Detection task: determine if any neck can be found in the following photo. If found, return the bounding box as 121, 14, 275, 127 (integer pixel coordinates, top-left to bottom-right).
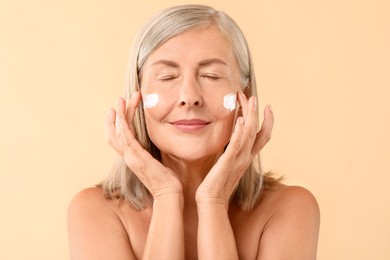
161, 152, 221, 206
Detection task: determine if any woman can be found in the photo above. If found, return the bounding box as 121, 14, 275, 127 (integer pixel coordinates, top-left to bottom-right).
68, 5, 320, 260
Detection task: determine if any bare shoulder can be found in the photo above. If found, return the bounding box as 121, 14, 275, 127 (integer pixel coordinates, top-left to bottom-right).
267, 184, 319, 213
256, 184, 320, 260
67, 187, 136, 260
67, 187, 120, 224
68, 187, 109, 210
255, 183, 319, 215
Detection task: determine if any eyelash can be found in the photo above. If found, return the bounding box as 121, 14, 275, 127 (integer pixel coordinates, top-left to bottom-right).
202, 74, 220, 81
160, 76, 178, 81
158, 74, 221, 81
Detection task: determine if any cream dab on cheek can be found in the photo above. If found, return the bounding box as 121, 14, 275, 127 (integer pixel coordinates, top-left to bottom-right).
223, 93, 237, 111
143, 93, 159, 109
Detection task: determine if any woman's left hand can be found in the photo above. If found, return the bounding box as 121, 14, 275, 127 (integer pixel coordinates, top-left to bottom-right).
195, 92, 274, 208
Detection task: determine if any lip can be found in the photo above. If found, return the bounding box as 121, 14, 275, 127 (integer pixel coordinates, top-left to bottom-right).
170, 119, 210, 131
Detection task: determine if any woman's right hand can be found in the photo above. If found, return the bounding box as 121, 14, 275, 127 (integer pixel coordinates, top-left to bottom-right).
105, 92, 183, 199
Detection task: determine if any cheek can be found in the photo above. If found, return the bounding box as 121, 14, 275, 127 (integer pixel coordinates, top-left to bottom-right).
142, 92, 174, 142
211, 92, 239, 131
143, 108, 164, 148
206, 91, 238, 117
143, 93, 159, 109
142, 90, 238, 124
142, 91, 174, 117
223, 92, 237, 111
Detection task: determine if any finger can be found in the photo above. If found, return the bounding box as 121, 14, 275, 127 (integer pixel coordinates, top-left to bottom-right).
105, 108, 116, 137
126, 91, 141, 127
252, 105, 274, 154
242, 96, 258, 143
117, 97, 126, 117
223, 116, 244, 159
202, 116, 244, 187
117, 97, 131, 134
117, 108, 133, 139
237, 91, 249, 121
105, 108, 121, 152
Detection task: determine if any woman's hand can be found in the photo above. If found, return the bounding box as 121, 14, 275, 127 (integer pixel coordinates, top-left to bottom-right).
105, 92, 183, 199
195, 92, 274, 208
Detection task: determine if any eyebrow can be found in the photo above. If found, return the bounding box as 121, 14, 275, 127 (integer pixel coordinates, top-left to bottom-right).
198, 58, 228, 67
151, 60, 179, 68
150, 58, 228, 68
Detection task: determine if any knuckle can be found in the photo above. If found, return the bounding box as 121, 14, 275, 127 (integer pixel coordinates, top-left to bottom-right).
106, 134, 117, 145
248, 129, 257, 140
107, 137, 114, 146
229, 139, 241, 151
123, 135, 132, 147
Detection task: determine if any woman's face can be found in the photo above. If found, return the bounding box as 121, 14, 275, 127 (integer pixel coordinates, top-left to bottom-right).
140, 26, 242, 162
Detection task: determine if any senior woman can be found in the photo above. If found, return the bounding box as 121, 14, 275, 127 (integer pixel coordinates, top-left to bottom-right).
68, 5, 320, 260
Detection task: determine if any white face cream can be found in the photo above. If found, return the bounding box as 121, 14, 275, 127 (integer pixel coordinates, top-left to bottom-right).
223, 93, 237, 111
143, 93, 159, 109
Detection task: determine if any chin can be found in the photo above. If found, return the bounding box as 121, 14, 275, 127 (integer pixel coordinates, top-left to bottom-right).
160, 146, 224, 163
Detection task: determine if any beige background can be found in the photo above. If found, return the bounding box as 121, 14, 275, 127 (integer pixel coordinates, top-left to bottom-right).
1, 0, 389, 259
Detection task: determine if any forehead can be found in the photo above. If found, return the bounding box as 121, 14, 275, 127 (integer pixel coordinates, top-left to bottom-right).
144, 26, 236, 66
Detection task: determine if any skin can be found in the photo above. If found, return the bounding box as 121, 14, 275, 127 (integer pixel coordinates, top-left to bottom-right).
68, 27, 320, 260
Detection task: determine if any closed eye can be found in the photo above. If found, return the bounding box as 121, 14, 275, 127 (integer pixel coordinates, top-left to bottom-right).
158, 75, 178, 81
201, 74, 221, 81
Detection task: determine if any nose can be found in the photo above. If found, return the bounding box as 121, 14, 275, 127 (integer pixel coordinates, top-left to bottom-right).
177, 75, 203, 108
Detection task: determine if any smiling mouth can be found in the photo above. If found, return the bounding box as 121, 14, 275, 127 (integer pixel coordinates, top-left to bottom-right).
170, 119, 210, 131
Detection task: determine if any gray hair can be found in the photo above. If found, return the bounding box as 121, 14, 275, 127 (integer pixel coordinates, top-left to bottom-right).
102, 4, 268, 211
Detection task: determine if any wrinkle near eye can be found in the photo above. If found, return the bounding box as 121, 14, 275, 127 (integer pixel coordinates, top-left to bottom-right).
199, 70, 230, 80
198, 66, 230, 79
150, 69, 180, 81
199, 74, 223, 81
157, 74, 180, 81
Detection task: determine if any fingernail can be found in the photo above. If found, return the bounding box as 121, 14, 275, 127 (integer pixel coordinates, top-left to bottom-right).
253, 97, 257, 107
268, 105, 273, 112
238, 117, 244, 125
